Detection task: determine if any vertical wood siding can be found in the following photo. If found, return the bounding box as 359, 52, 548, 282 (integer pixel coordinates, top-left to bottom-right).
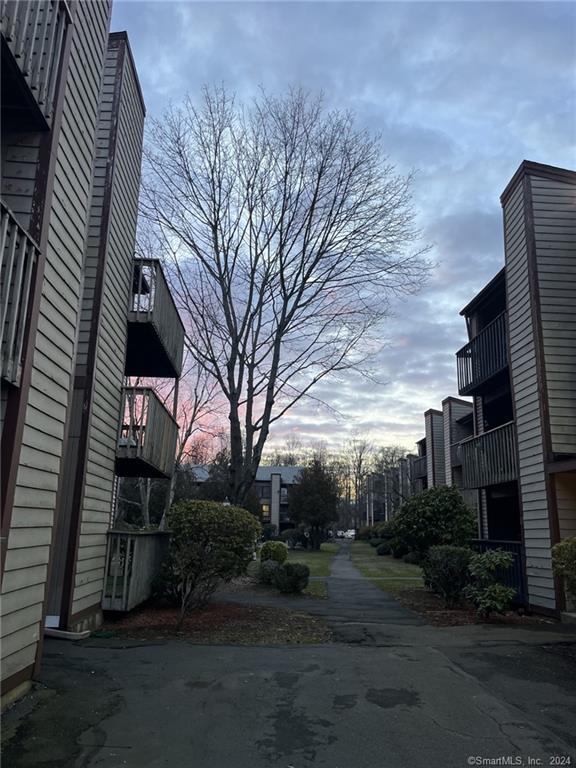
531, 174, 576, 455
503, 176, 556, 610
1, 1, 112, 683
425, 411, 445, 487
69, 39, 145, 620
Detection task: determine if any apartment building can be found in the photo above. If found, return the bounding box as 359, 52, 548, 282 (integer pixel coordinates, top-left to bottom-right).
1, 3, 183, 704
455, 161, 576, 615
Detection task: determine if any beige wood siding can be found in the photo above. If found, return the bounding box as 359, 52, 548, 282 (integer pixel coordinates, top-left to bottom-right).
70, 38, 145, 618
503, 176, 556, 610
531, 174, 576, 455
555, 472, 576, 540
1, 1, 112, 685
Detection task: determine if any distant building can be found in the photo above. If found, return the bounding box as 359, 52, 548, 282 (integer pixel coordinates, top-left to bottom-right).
189, 465, 304, 531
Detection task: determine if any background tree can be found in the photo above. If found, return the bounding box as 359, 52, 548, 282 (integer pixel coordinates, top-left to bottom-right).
289, 459, 339, 550
142, 86, 428, 504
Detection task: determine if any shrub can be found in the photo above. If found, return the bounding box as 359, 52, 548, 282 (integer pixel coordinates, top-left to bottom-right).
150, 559, 181, 607
423, 545, 472, 607
464, 549, 516, 619
272, 562, 310, 593
376, 541, 391, 556
391, 540, 410, 559
357, 526, 373, 541
552, 537, 576, 608
261, 523, 278, 542
392, 486, 476, 558
369, 538, 384, 548
280, 528, 300, 549
403, 551, 422, 565
373, 521, 396, 541
167, 500, 261, 625
260, 540, 288, 564
259, 559, 280, 585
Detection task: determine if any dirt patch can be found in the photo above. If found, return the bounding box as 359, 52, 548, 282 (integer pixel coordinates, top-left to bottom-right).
394, 588, 556, 628
100, 601, 332, 645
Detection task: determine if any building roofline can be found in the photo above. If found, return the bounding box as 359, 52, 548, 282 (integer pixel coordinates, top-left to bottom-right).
424, 408, 442, 417
441, 396, 472, 407
500, 160, 576, 206
109, 32, 146, 117
459, 267, 506, 317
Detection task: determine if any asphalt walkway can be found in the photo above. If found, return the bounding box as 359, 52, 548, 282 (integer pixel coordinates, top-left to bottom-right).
3, 542, 576, 768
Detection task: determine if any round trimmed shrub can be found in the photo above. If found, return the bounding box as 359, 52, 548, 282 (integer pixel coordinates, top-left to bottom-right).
376, 541, 391, 556
369, 538, 384, 548
272, 562, 310, 593
280, 528, 300, 549
393, 486, 476, 558
259, 559, 280, 585
403, 551, 421, 565
423, 545, 472, 607
167, 500, 262, 623
260, 540, 288, 564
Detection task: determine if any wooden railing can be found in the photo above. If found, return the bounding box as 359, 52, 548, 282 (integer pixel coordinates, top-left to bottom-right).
470, 539, 527, 604
411, 455, 427, 479
102, 530, 169, 612
130, 259, 184, 378
1, 0, 71, 124
456, 311, 508, 395
116, 387, 179, 478
1, 202, 40, 386
460, 421, 517, 488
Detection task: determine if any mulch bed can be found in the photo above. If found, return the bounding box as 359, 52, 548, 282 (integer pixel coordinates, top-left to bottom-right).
100, 601, 332, 645
395, 589, 556, 628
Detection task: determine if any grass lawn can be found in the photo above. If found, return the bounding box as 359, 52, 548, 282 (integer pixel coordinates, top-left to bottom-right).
286, 542, 339, 599
351, 541, 424, 596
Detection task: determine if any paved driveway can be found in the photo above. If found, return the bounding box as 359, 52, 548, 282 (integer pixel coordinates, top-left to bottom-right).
4, 543, 576, 768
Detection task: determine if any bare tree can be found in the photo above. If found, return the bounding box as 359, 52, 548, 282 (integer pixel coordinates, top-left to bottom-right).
142, 86, 429, 504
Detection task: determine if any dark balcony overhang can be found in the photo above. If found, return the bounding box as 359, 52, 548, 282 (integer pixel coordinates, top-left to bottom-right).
125, 259, 185, 379
1, 1, 71, 131
460, 421, 517, 489
115, 387, 179, 479
456, 311, 508, 396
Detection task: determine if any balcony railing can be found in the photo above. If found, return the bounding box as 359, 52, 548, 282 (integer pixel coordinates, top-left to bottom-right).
115, 387, 179, 479
125, 259, 185, 379
456, 311, 508, 395
1, 202, 39, 386
412, 455, 427, 479
1, 0, 71, 126
450, 443, 462, 467
460, 421, 517, 489
102, 530, 169, 612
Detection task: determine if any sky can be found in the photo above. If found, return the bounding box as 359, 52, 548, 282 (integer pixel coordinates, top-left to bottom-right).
111, 0, 576, 453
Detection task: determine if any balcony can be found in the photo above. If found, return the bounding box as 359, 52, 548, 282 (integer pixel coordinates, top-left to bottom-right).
115, 387, 179, 479
1, 202, 40, 386
125, 259, 185, 379
412, 456, 427, 479
1, 0, 71, 130
460, 421, 517, 489
450, 443, 462, 467
102, 530, 169, 612
456, 311, 508, 396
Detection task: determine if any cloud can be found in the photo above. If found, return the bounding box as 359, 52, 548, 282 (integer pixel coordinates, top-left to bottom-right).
111, 0, 575, 450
